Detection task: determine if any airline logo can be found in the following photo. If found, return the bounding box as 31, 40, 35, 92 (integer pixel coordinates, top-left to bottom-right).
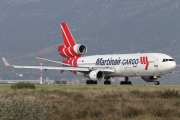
96, 58, 121, 65
96, 58, 139, 66
96, 57, 149, 70
140, 56, 149, 70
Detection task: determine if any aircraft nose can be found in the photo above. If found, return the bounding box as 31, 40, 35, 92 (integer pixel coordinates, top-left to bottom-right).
169, 61, 176, 71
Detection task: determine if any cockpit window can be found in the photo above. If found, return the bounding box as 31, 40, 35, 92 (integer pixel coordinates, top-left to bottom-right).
162, 59, 174, 62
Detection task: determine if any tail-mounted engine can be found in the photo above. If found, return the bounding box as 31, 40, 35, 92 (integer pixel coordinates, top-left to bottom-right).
58, 44, 87, 58
89, 70, 104, 81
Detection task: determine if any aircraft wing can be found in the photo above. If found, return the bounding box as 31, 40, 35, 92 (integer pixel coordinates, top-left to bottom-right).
12, 65, 89, 71
12, 65, 115, 72
2, 57, 115, 72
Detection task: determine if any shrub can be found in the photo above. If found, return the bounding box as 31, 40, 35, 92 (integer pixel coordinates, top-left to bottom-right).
160, 89, 180, 98
0, 98, 53, 120
11, 82, 36, 89
130, 89, 140, 95
123, 105, 143, 118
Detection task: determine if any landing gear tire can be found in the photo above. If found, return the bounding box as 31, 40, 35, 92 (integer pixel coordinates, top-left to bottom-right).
104, 80, 111, 85
120, 77, 132, 85
120, 81, 124, 85
93, 80, 97, 84
104, 76, 111, 85
128, 81, 132, 85
120, 81, 132, 85
154, 81, 160, 85
86, 80, 97, 85
86, 80, 90, 84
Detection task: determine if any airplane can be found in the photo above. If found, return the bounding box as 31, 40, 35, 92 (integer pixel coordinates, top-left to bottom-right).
2, 22, 176, 85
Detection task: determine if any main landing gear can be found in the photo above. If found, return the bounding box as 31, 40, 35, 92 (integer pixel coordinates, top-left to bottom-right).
86, 80, 97, 85
104, 76, 111, 85
86, 77, 112, 85
120, 77, 132, 85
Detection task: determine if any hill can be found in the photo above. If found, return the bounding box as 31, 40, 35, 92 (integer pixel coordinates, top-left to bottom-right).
0, 0, 180, 84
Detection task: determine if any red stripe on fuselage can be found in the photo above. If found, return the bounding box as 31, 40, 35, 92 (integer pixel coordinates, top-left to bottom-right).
140, 56, 149, 70
73, 57, 79, 67
145, 57, 149, 70
143, 57, 146, 64
140, 57, 143, 64
67, 57, 79, 67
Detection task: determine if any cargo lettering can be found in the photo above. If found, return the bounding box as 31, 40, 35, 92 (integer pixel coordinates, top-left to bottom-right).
96, 58, 139, 66
122, 59, 139, 65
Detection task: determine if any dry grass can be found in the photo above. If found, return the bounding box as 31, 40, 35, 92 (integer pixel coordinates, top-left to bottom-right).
0, 84, 179, 120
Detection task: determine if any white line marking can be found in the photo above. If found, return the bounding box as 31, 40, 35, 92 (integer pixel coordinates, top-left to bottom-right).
72, 59, 74, 66
61, 24, 71, 47
68, 47, 74, 56
63, 48, 70, 58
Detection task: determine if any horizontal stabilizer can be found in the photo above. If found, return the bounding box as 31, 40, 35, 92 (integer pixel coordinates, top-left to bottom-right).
35, 57, 71, 66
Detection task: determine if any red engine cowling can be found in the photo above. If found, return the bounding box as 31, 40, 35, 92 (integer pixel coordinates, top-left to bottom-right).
58, 44, 87, 58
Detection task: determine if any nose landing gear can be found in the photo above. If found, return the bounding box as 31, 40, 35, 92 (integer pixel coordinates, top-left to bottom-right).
154, 81, 160, 85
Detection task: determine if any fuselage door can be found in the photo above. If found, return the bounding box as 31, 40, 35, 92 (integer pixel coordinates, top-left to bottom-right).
154, 58, 159, 74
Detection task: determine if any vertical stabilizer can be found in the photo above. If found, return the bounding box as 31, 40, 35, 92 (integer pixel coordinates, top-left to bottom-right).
58, 22, 87, 67
61, 23, 76, 47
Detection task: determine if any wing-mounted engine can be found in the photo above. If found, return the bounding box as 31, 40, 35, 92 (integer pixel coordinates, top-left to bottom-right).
89, 70, 104, 81
141, 76, 156, 82
58, 44, 87, 58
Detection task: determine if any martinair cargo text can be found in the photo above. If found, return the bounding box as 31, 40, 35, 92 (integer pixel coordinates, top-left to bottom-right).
2, 22, 176, 85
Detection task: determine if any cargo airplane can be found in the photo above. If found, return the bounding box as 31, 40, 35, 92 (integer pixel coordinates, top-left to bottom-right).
2, 22, 176, 85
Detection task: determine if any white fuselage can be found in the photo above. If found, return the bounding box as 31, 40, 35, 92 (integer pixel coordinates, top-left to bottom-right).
77, 53, 176, 77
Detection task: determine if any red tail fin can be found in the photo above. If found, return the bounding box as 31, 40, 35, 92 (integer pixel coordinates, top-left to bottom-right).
61, 22, 76, 47
58, 22, 87, 61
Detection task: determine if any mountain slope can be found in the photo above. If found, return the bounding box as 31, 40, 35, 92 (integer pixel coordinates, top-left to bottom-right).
0, 0, 180, 84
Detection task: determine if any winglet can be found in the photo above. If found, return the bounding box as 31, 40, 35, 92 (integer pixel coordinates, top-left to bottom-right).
2, 57, 11, 68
